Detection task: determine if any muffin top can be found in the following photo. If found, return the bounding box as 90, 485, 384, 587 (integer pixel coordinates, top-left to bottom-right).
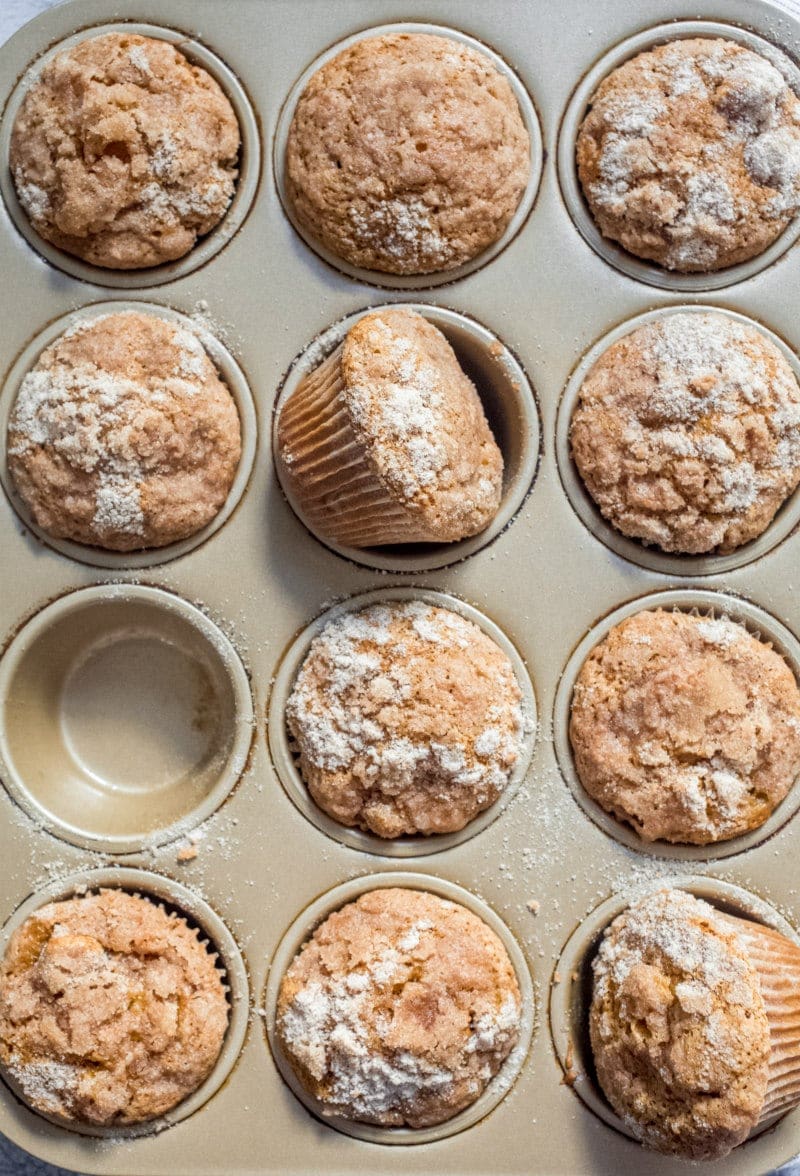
285, 33, 530, 274
0, 889, 229, 1126
343, 309, 502, 540
576, 38, 800, 272
569, 312, 800, 554
569, 609, 800, 844
286, 600, 526, 838
8, 311, 242, 552
277, 887, 521, 1127
10, 32, 240, 269
591, 888, 769, 1160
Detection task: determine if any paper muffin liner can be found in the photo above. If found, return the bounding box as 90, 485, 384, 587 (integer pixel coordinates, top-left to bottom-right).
720, 913, 800, 1122
276, 344, 435, 547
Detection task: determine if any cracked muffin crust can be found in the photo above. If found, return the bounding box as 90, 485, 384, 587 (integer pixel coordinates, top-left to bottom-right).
590, 889, 771, 1160
277, 308, 504, 547
276, 887, 521, 1127
0, 889, 229, 1126
576, 38, 800, 272
286, 600, 526, 838
10, 32, 241, 269
569, 312, 800, 554
285, 33, 530, 275
569, 609, 800, 844
8, 310, 242, 552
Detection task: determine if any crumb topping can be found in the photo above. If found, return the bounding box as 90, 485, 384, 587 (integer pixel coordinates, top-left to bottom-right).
285, 33, 530, 274
591, 889, 769, 1160
8, 311, 241, 552
277, 888, 521, 1127
577, 38, 800, 272
570, 312, 800, 553
287, 601, 527, 837
569, 609, 800, 844
10, 32, 240, 269
0, 890, 229, 1126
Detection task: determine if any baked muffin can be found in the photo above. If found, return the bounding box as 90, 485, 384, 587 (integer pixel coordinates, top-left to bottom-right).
276, 887, 521, 1126
576, 38, 800, 272
285, 33, 530, 275
10, 32, 240, 269
569, 609, 800, 844
0, 889, 229, 1126
590, 888, 800, 1160
570, 312, 800, 554
277, 308, 503, 547
8, 310, 242, 552
286, 600, 526, 838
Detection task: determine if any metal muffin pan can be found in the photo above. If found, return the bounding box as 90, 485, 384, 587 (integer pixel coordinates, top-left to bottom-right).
2, 0, 800, 1174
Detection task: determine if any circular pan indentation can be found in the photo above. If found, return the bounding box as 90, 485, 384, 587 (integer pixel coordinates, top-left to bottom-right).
0, 21, 261, 289
0, 300, 258, 569
273, 21, 543, 290
263, 870, 534, 1144
555, 304, 800, 576
273, 303, 541, 573
553, 588, 800, 861
557, 20, 800, 292
0, 584, 254, 854
267, 587, 537, 857
0, 866, 250, 1138
549, 875, 800, 1150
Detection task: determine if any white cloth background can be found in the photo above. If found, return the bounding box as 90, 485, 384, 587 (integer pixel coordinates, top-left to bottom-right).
0, 0, 799, 1172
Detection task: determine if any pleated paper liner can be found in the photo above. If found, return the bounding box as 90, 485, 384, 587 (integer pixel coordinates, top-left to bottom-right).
276, 343, 447, 546
720, 913, 800, 1123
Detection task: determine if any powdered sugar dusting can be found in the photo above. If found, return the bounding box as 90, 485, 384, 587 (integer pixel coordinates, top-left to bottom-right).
348, 198, 448, 269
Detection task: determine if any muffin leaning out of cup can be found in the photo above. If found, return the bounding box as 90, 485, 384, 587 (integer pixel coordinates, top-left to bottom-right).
590, 887, 800, 1161
275, 308, 504, 548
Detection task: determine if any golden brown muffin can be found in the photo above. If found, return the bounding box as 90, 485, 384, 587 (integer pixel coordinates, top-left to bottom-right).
10, 32, 240, 269
576, 38, 800, 272
0, 889, 229, 1126
591, 888, 800, 1160
285, 33, 530, 274
286, 600, 526, 837
569, 609, 800, 844
570, 312, 800, 554
277, 308, 503, 547
277, 888, 521, 1126
8, 311, 242, 552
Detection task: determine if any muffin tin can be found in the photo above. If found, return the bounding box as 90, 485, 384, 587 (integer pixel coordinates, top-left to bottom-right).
2, 0, 800, 1174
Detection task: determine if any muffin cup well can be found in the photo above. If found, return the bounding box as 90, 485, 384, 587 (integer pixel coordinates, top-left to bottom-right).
0, 867, 250, 1138
0, 22, 261, 289
266, 587, 537, 858
273, 304, 540, 572
0, 300, 258, 570
273, 21, 542, 291
548, 875, 800, 1147
263, 871, 535, 1145
555, 305, 800, 577
557, 20, 800, 292
552, 588, 800, 861
0, 585, 254, 854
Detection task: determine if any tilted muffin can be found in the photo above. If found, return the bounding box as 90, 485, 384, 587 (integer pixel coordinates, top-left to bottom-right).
285, 33, 530, 274
591, 888, 800, 1160
10, 32, 240, 269
8, 311, 242, 552
576, 38, 800, 272
277, 308, 503, 547
0, 889, 229, 1126
570, 312, 800, 554
569, 609, 800, 844
277, 888, 521, 1126
286, 600, 526, 838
